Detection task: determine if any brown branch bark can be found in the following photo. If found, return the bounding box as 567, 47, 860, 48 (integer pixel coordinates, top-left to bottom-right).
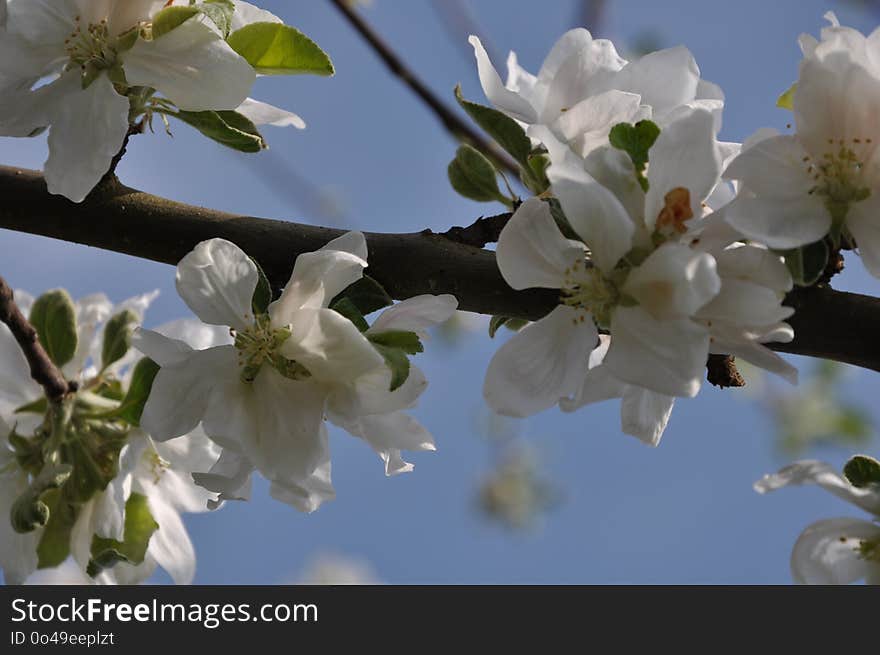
0, 272, 73, 402
328, 0, 521, 179
2, 165, 880, 373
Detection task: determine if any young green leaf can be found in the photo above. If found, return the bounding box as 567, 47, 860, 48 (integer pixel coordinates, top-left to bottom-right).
36, 487, 80, 568
88, 493, 159, 577
29, 289, 78, 368
843, 455, 880, 488
197, 0, 235, 37
227, 23, 334, 75
372, 343, 411, 392
109, 358, 160, 426
167, 109, 266, 152
250, 257, 273, 315
10, 463, 72, 534
369, 330, 424, 355
448, 144, 510, 205
777, 83, 797, 110
330, 275, 393, 316
454, 85, 532, 167
102, 310, 139, 371
151, 5, 200, 39
609, 120, 661, 191
330, 297, 369, 332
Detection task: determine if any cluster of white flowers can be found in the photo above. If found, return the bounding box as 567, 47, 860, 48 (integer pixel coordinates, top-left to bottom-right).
0, 289, 220, 584
3, 2, 880, 587
0, 0, 312, 202
473, 29, 795, 445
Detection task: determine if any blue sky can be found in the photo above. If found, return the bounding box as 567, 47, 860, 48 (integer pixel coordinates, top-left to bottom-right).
2, 0, 879, 583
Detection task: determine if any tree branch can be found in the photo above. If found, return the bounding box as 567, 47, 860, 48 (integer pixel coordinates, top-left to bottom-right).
3, 165, 880, 373
0, 272, 73, 403
327, 0, 521, 179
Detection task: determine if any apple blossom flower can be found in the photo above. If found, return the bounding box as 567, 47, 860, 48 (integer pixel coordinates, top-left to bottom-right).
723, 12, 880, 277
484, 106, 794, 444
0, 289, 222, 585
136, 234, 455, 512
469, 28, 724, 158
0, 0, 259, 202
755, 460, 880, 585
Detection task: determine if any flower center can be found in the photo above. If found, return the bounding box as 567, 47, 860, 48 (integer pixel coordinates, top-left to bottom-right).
65, 16, 116, 70
806, 140, 872, 212
560, 258, 620, 329
233, 316, 309, 384
148, 449, 170, 484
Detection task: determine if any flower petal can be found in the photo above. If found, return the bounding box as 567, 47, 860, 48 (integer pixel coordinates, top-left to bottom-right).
620, 388, 675, 447
496, 197, 585, 290
282, 307, 384, 383
484, 305, 596, 417
606, 306, 709, 397
537, 127, 635, 272
237, 97, 305, 129
176, 238, 258, 330
790, 517, 880, 585
44, 72, 130, 203
469, 35, 537, 123
645, 107, 721, 230
754, 459, 880, 515
268, 426, 335, 513
140, 345, 234, 441
124, 17, 255, 111
623, 242, 721, 320
368, 295, 458, 334
723, 192, 831, 250
846, 194, 880, 278
146, 497, 196, 584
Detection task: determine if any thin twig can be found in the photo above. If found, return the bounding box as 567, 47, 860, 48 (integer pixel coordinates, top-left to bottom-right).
0, 275, 73, 403
429, 0, 501, 66
327, 0, 521, 178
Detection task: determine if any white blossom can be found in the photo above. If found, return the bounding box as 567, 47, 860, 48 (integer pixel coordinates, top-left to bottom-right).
0, 0, 256, 201
470, 28, 724, 158
755, 460, 880, 585
485, 106, 794, 444
136, 234, 454, 512
724, 12, 880, 277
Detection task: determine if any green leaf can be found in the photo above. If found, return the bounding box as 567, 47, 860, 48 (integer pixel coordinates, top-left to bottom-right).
227, 22, 334, 75
152, 5, 200, 39
777, 82, 797, 110
843, 455, 880, 488
109, 358, 160, 426
197, 0, 235, 38
609, 120, 661, 192
454, 85, 532, 167
14, 396, 48, 415
167, 109, 266, 152
330, 297, 369, 332
369, 330, 423, 355
36, 487, 80, 568
250, 257, 273, 315
30, 289, 78, 368
102, 310, 139, 371
489, 315, 528, 338
10, 464, 72, 534
372, 343, 411, 392
525, 152, 551, 195
330, 275, 393, 316
88, 493, 159, 577
448, 144, 509, 204
783, 239, 829, 287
